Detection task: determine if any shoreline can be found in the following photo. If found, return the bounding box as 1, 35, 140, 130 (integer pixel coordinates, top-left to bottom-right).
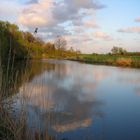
67, 56, 140, 69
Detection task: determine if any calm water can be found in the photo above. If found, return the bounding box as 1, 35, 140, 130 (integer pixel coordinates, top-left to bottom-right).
6, 60, 140, 140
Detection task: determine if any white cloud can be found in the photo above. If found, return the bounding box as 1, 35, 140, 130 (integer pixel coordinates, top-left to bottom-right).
18, 0, 55, 27
17, 0, 106, 53
118, 26, 140, 33
18, 0, 104, 27
93, 31, 113, 41
18, 0, 104, 35
83, 19, 99, 28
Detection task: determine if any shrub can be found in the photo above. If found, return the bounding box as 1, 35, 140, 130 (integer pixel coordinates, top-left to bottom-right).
116, 58, 132, 66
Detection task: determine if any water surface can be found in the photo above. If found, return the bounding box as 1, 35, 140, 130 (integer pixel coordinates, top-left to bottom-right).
7, 60, 140, 140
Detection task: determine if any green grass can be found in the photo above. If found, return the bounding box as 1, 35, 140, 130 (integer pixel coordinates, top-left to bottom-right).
72, 54, 140, 68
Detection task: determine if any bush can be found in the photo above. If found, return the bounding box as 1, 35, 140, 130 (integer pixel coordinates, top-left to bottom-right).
116, 58, 132, 66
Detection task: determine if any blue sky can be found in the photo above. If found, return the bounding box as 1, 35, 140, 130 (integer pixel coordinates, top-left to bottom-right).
0, 0, 140, 53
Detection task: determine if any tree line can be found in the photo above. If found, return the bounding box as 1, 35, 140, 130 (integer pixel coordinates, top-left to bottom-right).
0, 20, 80, 64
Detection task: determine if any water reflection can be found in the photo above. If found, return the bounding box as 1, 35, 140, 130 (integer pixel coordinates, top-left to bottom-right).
116, 68, 140, 96
14, 60, 104, 135
4, 60, 140, 140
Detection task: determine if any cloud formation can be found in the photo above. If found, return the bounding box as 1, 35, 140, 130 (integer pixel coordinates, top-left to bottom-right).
135, 17, 140, 22
19, 0, 104, 27
93, 31, 112, 41
118, 26, 140, 33
19, 0, 54, 27
26, 0, 39, 4
18, 0, 105, 50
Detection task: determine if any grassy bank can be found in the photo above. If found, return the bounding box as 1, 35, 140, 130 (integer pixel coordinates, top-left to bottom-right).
70, 54, 140, 68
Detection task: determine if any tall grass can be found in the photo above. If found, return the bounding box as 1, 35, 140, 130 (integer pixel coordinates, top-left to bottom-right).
0, 58, 57, 140
73, 54, 140, 68
0, 52, 26, 140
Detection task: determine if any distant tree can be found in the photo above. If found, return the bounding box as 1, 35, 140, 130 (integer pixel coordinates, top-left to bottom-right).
54, 35, 67, 51
76, 50, 81, 55
111, 46, 127, 55
118, 47, 127, 55
70, 47, 74, 52
111, 47, 118, 54
44, 42, 55, 52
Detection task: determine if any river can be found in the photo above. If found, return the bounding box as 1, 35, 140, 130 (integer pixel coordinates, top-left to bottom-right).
3, 59, 140, 140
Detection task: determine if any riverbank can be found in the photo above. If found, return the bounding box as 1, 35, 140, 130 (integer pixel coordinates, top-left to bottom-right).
69, 54, 140, 68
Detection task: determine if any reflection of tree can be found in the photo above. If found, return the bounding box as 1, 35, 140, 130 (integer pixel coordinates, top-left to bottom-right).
0, 60, 57, 99
0, 61, 27, 99
0, 58, 2, 92
17, 84, 103, 138
1, 60, 109, 140
0, 60, 59, 140
12, 60, 104, 139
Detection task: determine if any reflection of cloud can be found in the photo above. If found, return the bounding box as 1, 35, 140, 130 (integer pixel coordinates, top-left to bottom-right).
53, 118, 92, 132
135, 88, 140, 96
118, 70, 140, 85
19, 84, 55, 110
93, 68, 109, 81
120, 78, 140, 84
13, 60, 104, 133
116, 69, 140, 97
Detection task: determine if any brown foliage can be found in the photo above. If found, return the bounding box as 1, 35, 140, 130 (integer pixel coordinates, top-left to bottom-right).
116, 58, 132, 66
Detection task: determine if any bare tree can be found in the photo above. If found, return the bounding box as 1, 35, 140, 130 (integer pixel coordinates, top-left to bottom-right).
54, 35, 67, 51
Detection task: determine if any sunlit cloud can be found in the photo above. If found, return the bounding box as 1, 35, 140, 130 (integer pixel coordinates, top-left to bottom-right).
18, 0, 104, 28
83, 19, 99, 28
93, 31, 113, 41
118, 26, 140, 33
18, 0, 54, 27
17, 0, 105, 52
